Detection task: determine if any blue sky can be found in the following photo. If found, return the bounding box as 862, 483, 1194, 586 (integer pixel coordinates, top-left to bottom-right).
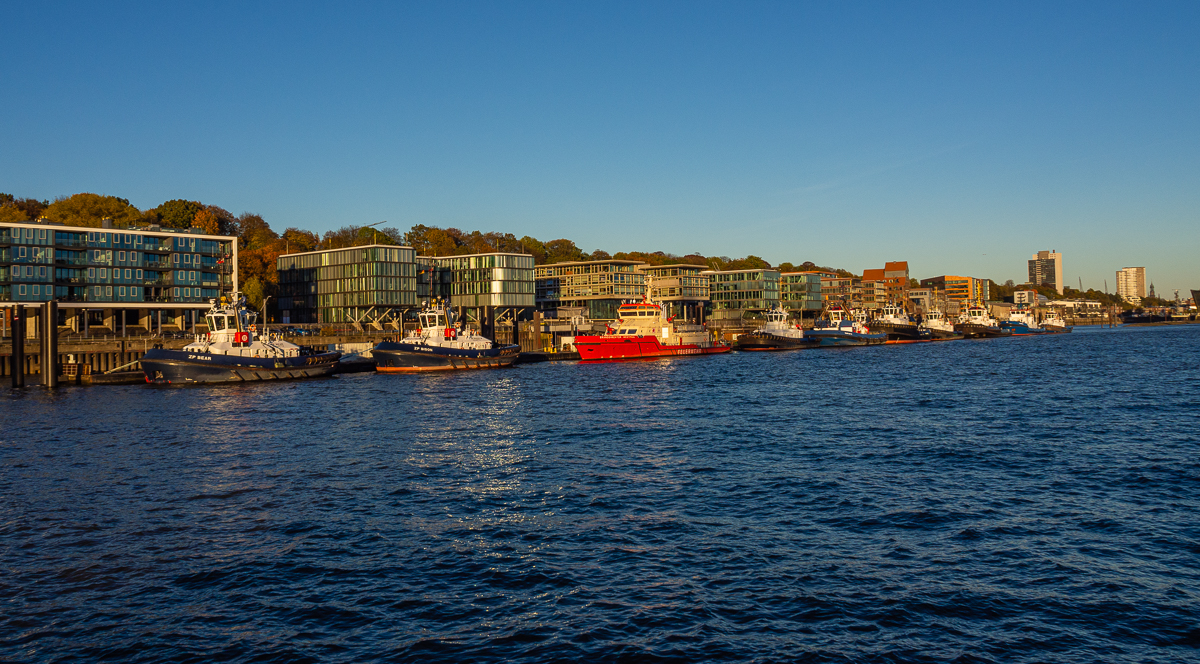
3, 1, 1198, 292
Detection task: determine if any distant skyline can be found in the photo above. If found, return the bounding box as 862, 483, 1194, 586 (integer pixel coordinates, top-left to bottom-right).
2, 1, 1197, 291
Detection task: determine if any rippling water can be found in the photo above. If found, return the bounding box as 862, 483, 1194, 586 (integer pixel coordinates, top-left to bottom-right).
3, 325, 1199, 663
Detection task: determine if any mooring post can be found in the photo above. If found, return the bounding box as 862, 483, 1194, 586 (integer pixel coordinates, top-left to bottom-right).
43, 302, 58, 388
12, 306, 25, 388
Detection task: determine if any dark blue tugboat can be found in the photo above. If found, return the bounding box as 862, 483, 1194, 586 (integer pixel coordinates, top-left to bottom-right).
1000, 307, 1048, 336
807, 304, 888, 347
141, 294, 340, 384
373, 300, 519, 372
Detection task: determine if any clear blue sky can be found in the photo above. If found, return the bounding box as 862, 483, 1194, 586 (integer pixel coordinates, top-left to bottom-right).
3, 1, 1198, 292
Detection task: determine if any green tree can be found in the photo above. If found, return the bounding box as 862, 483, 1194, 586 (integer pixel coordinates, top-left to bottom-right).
242, 276, 266, 311
544, 239, 585, 263
152, 199, 204, 229
42, 193, 143, 227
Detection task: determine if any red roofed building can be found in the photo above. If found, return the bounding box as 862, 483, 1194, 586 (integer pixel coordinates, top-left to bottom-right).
859, 261, 910, 309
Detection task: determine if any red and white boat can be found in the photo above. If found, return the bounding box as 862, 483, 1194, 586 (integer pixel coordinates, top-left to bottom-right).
575, 298, 731, 361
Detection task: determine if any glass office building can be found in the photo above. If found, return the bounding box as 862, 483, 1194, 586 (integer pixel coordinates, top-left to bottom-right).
276, 245, 417, 325
705, 269, 781, 312
779, 272, 824, 313
637, 263, 709, 322
2, 219, 236, 333
535, 260, 647, 321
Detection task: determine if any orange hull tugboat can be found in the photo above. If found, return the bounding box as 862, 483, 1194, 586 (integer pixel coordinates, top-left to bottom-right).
575, 298, 731, 361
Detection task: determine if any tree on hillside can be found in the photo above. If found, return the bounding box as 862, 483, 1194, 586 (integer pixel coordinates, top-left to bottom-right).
518, 236, 547, 264
281, 228, 319, 254
0, 194, 49, 222
192, 208, 221, 235
0, 202, 29, 224
238, 213, 278, 250
152, 199, 204, 229
544, 239, 585, 264
42, 193, 144, 227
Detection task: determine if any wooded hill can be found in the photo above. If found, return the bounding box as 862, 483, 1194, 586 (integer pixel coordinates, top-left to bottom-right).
2, 192, 853, 307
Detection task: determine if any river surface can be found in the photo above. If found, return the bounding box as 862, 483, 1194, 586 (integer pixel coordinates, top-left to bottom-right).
2, 325, 1198, 663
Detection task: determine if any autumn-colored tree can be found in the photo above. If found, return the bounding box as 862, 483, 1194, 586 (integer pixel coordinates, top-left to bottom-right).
0, 194, 49, 222
281, 228, 319, 254
42, 193, 144, 228
192, 208, 220, 234
0, 203, 29, 223
152, 199, 204, 229
238, 213, 278, 250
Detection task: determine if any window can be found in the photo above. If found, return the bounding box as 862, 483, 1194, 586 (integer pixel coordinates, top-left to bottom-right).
125, 269, 131, 279
94, 249, 102, 260
183, 254, 191, 264
134, 236, 142, 245
173, 288, 179, 297
100, 268, 107, 279
19, 285, 26, 296
178, 270, 185, 280
18, 247, 26, 258
94, 286, 101, 296
136, 269, 142, 279
130, 252, 137, 262
32, 285, 40, 296
189, 271, 195, 281
118, 251, 126, 261
183, 288, 190, 297
88, 268, 95, 278
38, 229, 46, 239
38, 267, 45, 277
105, 286, 112, 296
119, 286, 126, 296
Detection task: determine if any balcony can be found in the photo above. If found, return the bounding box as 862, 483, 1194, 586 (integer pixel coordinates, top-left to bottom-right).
55, 257, 90, 266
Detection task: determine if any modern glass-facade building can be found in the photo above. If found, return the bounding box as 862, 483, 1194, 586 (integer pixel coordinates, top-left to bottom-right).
779, 272, 824, 313
638, 263, 709, 322
535, 260, 647, 321
435, 253, 535, 311
2, 219, 236, 333
276, 245, 417, 326
705, 269, 781, 311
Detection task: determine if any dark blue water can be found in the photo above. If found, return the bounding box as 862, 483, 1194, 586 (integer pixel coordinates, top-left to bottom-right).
2, 325, 1198, 663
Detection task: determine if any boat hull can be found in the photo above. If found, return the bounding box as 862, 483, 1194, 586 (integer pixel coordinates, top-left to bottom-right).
1043, 324, 1073, 333
141, 348, 341, 384
923, 328, 965, 341
373, 341, 520, 372
955, 323, 1013, 339
735, 332, 819, 351
575, 335, 731, 361
869, 321, 932, 342
806, 330, 887, 346
1000, 321, 1047, 336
